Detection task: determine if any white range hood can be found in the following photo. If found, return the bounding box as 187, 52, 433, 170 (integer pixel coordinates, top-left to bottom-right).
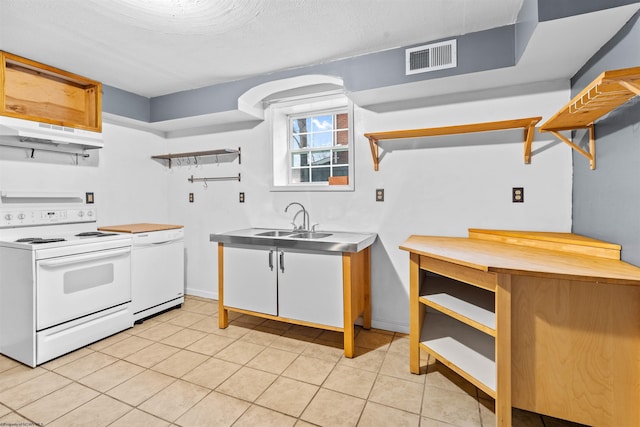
0, 115, 103, 152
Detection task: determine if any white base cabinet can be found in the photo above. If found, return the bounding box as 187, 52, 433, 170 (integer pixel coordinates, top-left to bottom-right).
218, 242, 371, 357
222, 244, 343, 327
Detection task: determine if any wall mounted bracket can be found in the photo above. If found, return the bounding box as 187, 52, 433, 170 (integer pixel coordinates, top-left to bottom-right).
539, 66, 640, 170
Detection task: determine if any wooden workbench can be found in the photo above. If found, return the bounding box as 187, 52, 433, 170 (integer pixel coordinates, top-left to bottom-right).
400, 229, 640, 427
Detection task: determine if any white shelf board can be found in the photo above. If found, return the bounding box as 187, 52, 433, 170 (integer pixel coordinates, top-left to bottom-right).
421, 311, 496, 393
421, 275, 495, 333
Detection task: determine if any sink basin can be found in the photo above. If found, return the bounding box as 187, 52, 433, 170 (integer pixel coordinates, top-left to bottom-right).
255, 230, 295, 237
290, 232, 333, 239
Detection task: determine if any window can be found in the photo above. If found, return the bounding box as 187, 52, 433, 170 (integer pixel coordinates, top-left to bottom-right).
289, 110, 349, 184
270, 94, 353, 191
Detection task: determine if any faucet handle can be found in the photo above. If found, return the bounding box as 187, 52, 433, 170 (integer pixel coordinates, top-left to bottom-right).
311, 223, 320, 232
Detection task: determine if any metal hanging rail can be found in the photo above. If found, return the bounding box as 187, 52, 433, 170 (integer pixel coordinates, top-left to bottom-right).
188, 173, 241, 184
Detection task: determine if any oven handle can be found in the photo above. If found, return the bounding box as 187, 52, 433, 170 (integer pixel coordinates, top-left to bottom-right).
38, 247, 131, 268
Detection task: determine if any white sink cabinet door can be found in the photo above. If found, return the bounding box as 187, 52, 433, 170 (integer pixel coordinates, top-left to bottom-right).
223, 245, 277, 316
277, 249, 344, 328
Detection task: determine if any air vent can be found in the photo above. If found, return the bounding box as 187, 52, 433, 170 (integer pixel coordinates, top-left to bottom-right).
406, 39, 457, 75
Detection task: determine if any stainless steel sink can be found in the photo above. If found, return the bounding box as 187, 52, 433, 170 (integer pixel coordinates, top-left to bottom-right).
290, 232, 333, 239
255, 230, 295, 237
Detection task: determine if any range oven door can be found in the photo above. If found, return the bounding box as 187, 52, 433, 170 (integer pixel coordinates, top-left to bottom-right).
36, 243, 132, 330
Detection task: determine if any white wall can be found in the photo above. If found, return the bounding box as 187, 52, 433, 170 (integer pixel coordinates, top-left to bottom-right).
166, 80, 573, 333
0, 123, 169, 228
0, 80, 573, 334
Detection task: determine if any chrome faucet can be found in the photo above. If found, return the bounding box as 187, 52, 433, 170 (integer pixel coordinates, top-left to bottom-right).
285, 202, 309, 231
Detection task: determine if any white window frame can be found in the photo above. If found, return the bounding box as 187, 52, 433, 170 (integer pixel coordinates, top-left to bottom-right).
269, 94, 354, 192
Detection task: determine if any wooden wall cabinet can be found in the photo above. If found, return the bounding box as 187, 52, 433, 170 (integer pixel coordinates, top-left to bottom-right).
0, 51, 102, 132
401, 229, 640, 427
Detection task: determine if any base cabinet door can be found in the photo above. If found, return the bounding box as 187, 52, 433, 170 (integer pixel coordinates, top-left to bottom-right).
223, 245, 277, 316
277, 249, 344, 328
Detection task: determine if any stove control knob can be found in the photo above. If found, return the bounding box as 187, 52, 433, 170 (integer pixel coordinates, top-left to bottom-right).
77, 211, 84, 218
86, 211, 93, 217
17, 213, 26, 220
4, 214, 12, 221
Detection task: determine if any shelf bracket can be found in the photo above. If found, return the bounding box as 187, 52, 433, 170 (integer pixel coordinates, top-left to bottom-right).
367, 136, 380, 172
619, 80, 640, 97
548, 125, 596, 170
522, 119, 538, 164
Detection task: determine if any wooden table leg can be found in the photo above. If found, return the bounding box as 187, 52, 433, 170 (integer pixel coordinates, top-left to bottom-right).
409, 252, 422, 374
218, 243, 229, 329
495, 273, 512, 427
362, 247, 372, 330
343, 252, 355, 358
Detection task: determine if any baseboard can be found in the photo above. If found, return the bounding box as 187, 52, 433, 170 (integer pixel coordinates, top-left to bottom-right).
185, 288, 217, 300
371, 319, 409, 334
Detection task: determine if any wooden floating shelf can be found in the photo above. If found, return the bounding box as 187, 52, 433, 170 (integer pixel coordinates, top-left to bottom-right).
151, 148, 241, 168
364, 117, 541, 171
539, 66, 640, 170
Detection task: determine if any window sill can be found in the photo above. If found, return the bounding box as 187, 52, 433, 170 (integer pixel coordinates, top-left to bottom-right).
270, 183, 354, 192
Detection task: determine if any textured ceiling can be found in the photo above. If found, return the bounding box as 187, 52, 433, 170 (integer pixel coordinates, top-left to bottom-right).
0, 0, 524, 97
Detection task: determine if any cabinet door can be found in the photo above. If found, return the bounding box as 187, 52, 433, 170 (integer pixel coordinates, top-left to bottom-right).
277, 249, 343, 328
223, 245, 277, 316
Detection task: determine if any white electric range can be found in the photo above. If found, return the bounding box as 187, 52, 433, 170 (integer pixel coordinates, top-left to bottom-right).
0, 191, 134, 367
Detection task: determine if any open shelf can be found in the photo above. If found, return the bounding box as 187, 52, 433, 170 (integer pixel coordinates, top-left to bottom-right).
420, 310, 496, 397
420, 275, 495, 336
539, 66, 640, 170
151, 148, 240, 168
363, 117, 541, 171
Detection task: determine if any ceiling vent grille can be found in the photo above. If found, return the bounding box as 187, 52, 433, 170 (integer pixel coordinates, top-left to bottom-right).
406, 39, 457, 75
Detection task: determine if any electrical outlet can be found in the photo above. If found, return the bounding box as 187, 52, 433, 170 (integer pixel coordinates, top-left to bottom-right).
239, 192, 245, 203
85, 192, 94, 204
512, 187, 524, 203
376, 189, 384, 202
189, 193, 194, 203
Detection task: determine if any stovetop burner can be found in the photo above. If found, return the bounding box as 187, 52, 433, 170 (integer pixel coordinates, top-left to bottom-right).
75, 231, 119, 237
15, 237, 67, 244
76, 231, 118, 237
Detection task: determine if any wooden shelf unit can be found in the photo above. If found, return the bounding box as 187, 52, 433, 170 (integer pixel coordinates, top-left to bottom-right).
539, 66, 640, 170
0, 51, 102, 132
363, 117, 541, 171
401, 229, 640, 427
151, 148, 241, 168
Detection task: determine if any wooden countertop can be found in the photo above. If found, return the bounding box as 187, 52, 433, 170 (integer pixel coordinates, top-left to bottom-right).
98, 223, 184, 233
400, 230, 640, 286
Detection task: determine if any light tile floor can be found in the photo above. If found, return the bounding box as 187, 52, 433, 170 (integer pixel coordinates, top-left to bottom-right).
0, 296, 588, 427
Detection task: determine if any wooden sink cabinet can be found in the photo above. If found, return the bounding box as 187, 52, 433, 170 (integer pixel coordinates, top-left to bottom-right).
217, 242, 371, 358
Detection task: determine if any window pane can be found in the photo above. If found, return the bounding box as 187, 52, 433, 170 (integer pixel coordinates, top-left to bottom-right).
309, 131, 333, 148
333, 166, 348, 177
291, 168, 309, 183
310, 150, 330, 165
310, 115, 333, 133
336, 113, 348, 130
336, 130, 348, 146
292, 152, 309, 167
291, 132, 307, 149
292, 118, 309, 135
333, 150, 348, 165
311, 167, 330, 182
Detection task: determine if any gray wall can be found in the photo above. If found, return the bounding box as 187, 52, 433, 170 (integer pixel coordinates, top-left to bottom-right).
571, 12, 640, 265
